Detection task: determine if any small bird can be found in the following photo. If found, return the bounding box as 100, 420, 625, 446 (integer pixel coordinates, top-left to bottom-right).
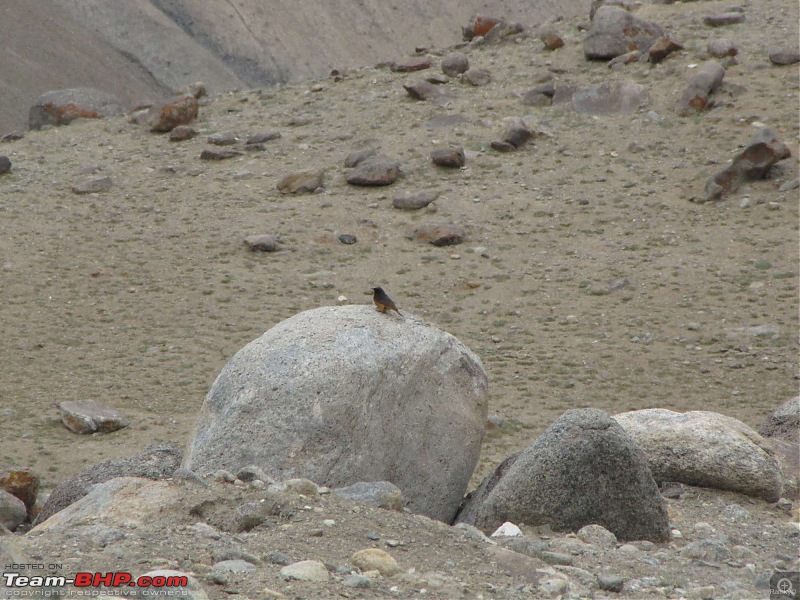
372, 287, 402, 315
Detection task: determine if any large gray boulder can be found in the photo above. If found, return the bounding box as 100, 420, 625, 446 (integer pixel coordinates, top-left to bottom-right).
182, 305, 488, 523
614, 409, 783, 502
584, 6, 664, 60
455, 409, 670, 542
35, 444, 182, 525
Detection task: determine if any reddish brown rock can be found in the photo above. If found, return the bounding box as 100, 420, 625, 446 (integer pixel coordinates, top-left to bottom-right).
0, 469, 39, 513
584, 6, 664, 60
58, 400, 129, 434
414, 224, 465, 246
277, 170, 325, 194
648, 35, 683, 63
677, 60, 725, 115
431, 147, 466, 168
28, 88, 125, 130
466, 15, 503, 40
538, 26, 565, 50
148, 95, 199, 133
390, 57, 432, 73
347, 156, 400, 186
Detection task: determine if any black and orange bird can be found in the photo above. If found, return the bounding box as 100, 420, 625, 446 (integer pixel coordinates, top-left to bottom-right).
372, 287, 402, 315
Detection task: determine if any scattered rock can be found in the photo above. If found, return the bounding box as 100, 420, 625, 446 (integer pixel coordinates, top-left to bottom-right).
491, 522, 523, 537
148, 95, 199, 133
350, 549, 399, 576
169, 125, 197, 141
769, 48, 800, 66
28, 88, 125, 130
538, 26, 565, 50
243, 235, 280, 253
648, 35, 683, 63
490, 141, 517, 152
572, 79, 650, 115
0, 469, 39, 514
759, 397, 799, 442
346, 156, 400, 186
343, 574, 372, 588
584, 6, 665, 60
608, 50, 642, 68
597, 573, 625, 593
390, 57, 432, 72
58, 399, 129, 434
677, 60, 725, 115
236, 465, 273, 483
0, 490, 27, 531
430, 147, 466, 168
455, 408, 670, 542
614, 409, 783, 501
463, 68, 492, 86
441, 54, 470, 76
413, 223, 466, 246
71, 176, 112, 194
779, 178, 799, 192
393, 190, 439, 210
280, 560, 329, 582
246, 131, 281, 145
1, 132, 24, 142
703, 127, 791, 200
577, 524, 618, 548
277, 170, 325, 194
208, 132, 238, 145
234, 492, 290, 532
181, 305, 488, 523
35, 445, 181, 525
703, 13, 746, 27
521, 89, 552, 107
463, 15, 504, 40
403, 81, 443, 101
707, 39, 738, 58
333, 481, 404, 511
200, 148, 243, 161
338, 234, 357, 245
344, 146, 379, 168
0, 156, 11, 175
425, 73, 450, 85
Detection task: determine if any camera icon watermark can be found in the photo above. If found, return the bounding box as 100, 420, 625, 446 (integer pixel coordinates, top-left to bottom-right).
771, 572, 799, 599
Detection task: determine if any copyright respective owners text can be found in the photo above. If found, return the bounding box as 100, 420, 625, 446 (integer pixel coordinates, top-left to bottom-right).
771, 571, 800, 600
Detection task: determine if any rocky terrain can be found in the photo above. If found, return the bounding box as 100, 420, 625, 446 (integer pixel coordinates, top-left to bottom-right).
0, 0, 798, 598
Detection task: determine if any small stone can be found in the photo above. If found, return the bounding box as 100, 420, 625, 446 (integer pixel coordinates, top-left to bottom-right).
390, 57, 432, 72
463, 68, 491, 86
58, 399, 129, 434
247, 131, 281, 144
0, 156, 11, 175
280, 560, 329, 582
149, 95, 199, 133
1, 132, 24, 142
704, 13, 746, 27
677, 60, 725, 115
200, 148, 242, 161
277, 170, 325, 194
491, 522, 522, 537
338, 234, 357, 245
688, 586, 716, 599
779, 179, 800, 192
540, 551, 574, 566
577, 524, 618, 548
182, 82, 207, 99
344, 574, 372, 588
0, 489, 26, 531
393, 190, 439, 210
491, 140, 517, 152
501, 120, 535, 148
244, 235, 280, 253
430, 147, 466, 168
344, 146, 379, 168
539, 578, 569, 596
425, 73, 449, 85
236, 465, 272, 483
707, 39, 738, 58
287, 115, 313, 126
403, 81, 442, 101
71, 176, 112, 194
769, 48, 800, 66
212, 559, 256, 573
169, 126, 197, 141
261, 588, 286, 599
597, 573, 625, 593
282, 478, 319, 496
0, 469, 39, 514
347, 156, 400, 186
441, 54, 470, 76
208, 132, 237, 145
264, 551, 292, 566
413, 224, 465, 246
538, 26, 564, 50
350, 549, 399, 576
648, 35, 683, 63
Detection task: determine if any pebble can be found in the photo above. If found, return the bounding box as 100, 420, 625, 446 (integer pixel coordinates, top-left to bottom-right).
280, 560, 330, 582
413, 223, 465, 246
491, 522, 523, 537
779, 178, 799, 191
463, 68, 492, 86
212, 559, 256, 573
769, 48, 800, 65
344, 574, 372, 588
576, 524, 617, 548
403, 81, 443, 102
264, 551, 292, 566
538, 26, 564, 50
338, 234, 357, 245
208, 131, 237, 145
708, 39, 738, 58
347, 156, 400, 186
0, 489, 26, 531
200, 148, 242, 161
236, 465, 272, 483
390, 57, 432, 72
246, 131, 281, 145
430, 146, 466, 168
393, 190, 439, 210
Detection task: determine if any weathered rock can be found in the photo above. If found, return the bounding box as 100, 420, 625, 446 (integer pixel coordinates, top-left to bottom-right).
538, 26, 565, 50
608, 50, 642, 68
441, 54, 470, 77
703, 13, 745, 27
28, 88, 125, 130
0, 469, 39, 514
648, 35, 683, 63
614, 409, 783, 501
455, 408, 670, 542
703, 127, 791, 200
276, 170, 324, 194
58, 399, 128, 434
499, 120, 536, 148
1, 132, 24, 142
333, 481, 404, 511
390, 57, 432, 72
71, 176, 112, 194
350, 549, 399, 576
413, 224, 466, 246
347, 156, 400, 186
769, 48, 800, 66
208, 132, 238, 145
759, 397, 800, 499
707, 39, 738, 58
425, 73, 450, 85
130, 571, 208, 600
280, 560, 329, 582
243, 235, 279, 253
403, 81, 443, 101
393, 190, 439, 210
236, 465, 273, 483
577, 524, 618, 548
521, 89, 552, 107
759, 397, 799, 442
169, 125, 197, 141
148, 95, 199, 133
431, 147, 466, 168
338, 234, 357, 245
463, 68, 492, 86
584, 6, 664, 60
35, 444, 181, 525
246, 131, 281, 145
344, 146, 379, 168
490, 141, 517, 152
572, 79, 650, 115
233, 491, 290, 532
677, 60, 725, 115
0, 156, 11, 175
463, 15, 503, 40
200, 148, 242, 161
597, 573, 625, 593
181, 305, 487, 522
0, 490, 26, 531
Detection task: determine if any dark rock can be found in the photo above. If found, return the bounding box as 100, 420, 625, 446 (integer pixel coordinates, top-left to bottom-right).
703, 13, 746, 27
704, 127, 791, 200
29, 88, 125, 130
708, 39, 738, 58
430, 147, 466, 168
538, 26, 565, 50
246, 131, 281, 145
169, 126, 197, 141
148, 95, 199, 133
200, 148, 243, 161
390, 57, 432, 72
277, 170, 325, 194
0, 469, 39, 514
0, 156, 11, 175
333, 481, 404, 511
413, 224, 465, 246
234, 492, 289, 532
35, 445, 182, 525
491, 140, 517, 152
572, 80, 650, 115
393, 191, 439, 210
521, 90, 552, 107
454, 408, 670, 542
236, 465, 272, 483
1, 132, 24, 142
344, 146, 379, 168
597, 573, 625, 593
243, 235, 280, 252
463, 68, 492, 86
677, 60, 725, 115
648, 35, 683, 63
403, 81, 443, 101
769, 48, 800, 66
552, 84, 579, 105
347, 156, 400, 186
441, 54, 470, 77
58, 399, 128, 434
501, 120, 535, 148
338, 234, 357, 245
208, 132, 238, 145
584, 6, 664, 60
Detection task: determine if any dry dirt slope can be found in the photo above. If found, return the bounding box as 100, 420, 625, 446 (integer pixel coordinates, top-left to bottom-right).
0, 0, 797, 496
